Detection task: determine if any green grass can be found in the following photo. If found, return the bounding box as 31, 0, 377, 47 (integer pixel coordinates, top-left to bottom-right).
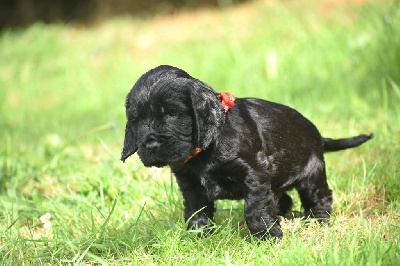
1, 0, 399, 264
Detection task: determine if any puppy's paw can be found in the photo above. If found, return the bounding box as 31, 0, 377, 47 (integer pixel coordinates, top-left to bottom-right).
302, 210, 331, 225
249, 223, 283, 242
187, 216, 214, 237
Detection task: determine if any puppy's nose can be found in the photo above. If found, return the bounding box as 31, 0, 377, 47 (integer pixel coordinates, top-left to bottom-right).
146, 140, 161, 151
145, 134, 161, 151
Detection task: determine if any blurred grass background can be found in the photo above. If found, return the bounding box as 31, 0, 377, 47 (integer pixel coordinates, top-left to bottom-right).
1, 0, 399, 264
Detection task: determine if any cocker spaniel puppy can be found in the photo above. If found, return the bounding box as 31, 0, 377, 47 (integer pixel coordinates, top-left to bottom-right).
121, 65, 372, 240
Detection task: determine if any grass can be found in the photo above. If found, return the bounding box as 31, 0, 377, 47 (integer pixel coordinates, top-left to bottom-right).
1, 0, 399, 264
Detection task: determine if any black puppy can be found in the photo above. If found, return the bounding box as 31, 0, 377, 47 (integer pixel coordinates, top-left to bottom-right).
121, 65, 372, 239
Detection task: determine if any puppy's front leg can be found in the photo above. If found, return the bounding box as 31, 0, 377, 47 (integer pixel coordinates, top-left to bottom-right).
244, 184, 282, 239
176, 177, 215, 234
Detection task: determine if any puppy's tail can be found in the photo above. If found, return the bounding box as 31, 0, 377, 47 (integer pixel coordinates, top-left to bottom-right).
322, 134, 373, 152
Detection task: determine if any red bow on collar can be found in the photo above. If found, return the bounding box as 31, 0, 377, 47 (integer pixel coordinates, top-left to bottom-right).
218, 91, 235, 113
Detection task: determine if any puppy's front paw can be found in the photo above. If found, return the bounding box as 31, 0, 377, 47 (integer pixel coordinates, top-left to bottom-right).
252, 224, 283, 240
187, 216, 214, 237
303, 210, 331, 225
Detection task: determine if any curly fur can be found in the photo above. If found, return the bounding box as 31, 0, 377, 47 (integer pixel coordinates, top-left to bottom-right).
121, 65, 372, 240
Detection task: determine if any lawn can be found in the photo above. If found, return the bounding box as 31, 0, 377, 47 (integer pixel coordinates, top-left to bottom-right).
1, 0, 399, 264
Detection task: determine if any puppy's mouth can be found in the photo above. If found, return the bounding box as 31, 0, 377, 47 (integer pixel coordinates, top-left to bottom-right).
137, 149, 168, 167
137, 143, 192, 168
145, 160, 168, 168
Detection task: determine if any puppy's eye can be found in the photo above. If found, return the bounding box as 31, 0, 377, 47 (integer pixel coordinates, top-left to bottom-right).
166, 113, 177, 119
164, 111, 180, 122
161, 107, 178, 118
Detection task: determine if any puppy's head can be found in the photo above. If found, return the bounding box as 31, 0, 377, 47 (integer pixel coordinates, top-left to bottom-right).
121, 65, 225, 167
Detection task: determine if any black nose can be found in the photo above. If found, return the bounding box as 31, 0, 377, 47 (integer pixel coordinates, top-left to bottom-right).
145, 134, 161, 151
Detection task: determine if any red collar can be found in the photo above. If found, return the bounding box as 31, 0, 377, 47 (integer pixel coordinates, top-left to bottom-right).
184, 92, 235, 164
184, 147, 202, 164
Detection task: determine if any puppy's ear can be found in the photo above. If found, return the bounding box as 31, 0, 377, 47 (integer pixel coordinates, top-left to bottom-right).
121, 123, 137, 162
190, 80, 224, 150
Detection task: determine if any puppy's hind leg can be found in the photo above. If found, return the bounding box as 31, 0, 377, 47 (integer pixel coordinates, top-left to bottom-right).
296, 167, 333, 223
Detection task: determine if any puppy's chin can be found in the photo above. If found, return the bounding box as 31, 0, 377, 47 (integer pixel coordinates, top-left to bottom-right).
137, 146, 193, 168
141, 160, 168, 168
139, 156, 183, 168
137, 152, 168, 167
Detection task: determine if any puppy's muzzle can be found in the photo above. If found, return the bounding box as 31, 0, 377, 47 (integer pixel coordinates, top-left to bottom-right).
144, 133, 161, 152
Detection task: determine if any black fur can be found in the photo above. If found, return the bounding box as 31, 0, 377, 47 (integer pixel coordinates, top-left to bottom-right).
121, 65, 373, 240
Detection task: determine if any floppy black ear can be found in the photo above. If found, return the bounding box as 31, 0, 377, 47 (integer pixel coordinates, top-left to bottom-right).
190, 80, 225, 150
121, 123, 137, 162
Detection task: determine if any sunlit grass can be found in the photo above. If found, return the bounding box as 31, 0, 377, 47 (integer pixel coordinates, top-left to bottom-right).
1, 0, 399, 264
